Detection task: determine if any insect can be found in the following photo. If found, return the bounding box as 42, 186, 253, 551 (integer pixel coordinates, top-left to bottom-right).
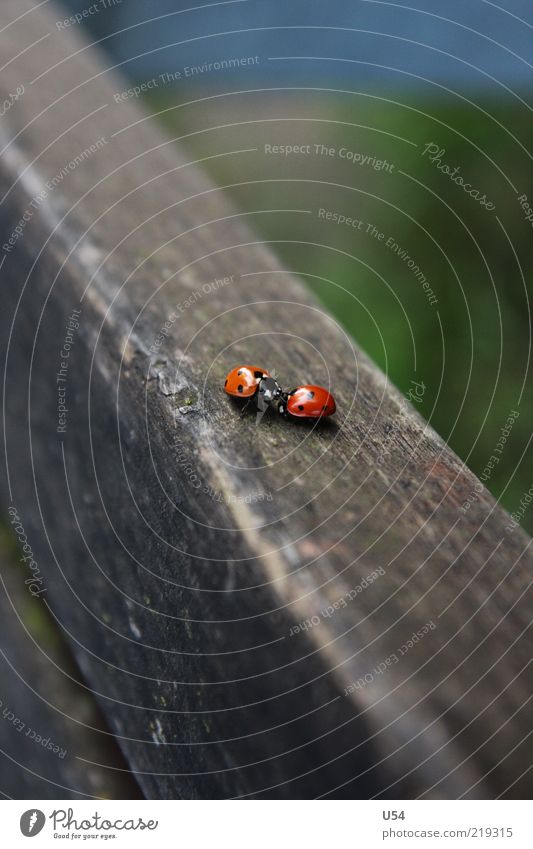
282, 385, 336, 419
224, 365, 336, 422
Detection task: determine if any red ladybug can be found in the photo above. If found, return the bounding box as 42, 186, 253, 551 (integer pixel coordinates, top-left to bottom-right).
224, 364, 269, 397
224, 366, 336, 422
281, 385, 336, 419
224, 365, 283, 421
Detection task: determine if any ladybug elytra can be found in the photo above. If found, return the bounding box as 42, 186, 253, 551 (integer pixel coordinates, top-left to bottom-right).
283, 385, 336, 418
224, 365, 270, 397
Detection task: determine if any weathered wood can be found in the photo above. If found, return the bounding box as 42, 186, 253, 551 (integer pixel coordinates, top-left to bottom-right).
0, 0, 531, 799
0, 526, 142, 799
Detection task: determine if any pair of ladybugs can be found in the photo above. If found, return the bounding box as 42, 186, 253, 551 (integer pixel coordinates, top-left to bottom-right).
224, 364, 336, 422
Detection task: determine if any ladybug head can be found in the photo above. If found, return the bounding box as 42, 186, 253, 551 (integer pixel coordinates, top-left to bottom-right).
258, 375, 282, 404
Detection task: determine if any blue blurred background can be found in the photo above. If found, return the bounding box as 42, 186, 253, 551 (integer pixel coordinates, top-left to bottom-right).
63, 0, 533, 90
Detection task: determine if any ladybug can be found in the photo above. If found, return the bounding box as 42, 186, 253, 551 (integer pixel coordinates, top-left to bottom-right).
224, 365, 283, 419
281, 385, 336, 419
224, 365, 336, 422
224, 364, 269, 397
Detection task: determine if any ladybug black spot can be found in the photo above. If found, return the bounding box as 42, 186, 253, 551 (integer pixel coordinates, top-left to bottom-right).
307, 391, 315, 399
237, 370, 243, 375
298, 404, 305, 411
238, 384, 244, 393
322, 405, 328, 411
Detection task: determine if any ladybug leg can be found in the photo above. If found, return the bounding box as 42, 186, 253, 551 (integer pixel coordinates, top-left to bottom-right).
239, 398, 253, 418
255, 389, 269, 425
277, 389, 292, 419
240, 384, 261, 419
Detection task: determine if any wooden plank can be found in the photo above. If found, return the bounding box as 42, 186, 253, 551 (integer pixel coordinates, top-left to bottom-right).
0, 525, 142, 799
0, 0, 531, 798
